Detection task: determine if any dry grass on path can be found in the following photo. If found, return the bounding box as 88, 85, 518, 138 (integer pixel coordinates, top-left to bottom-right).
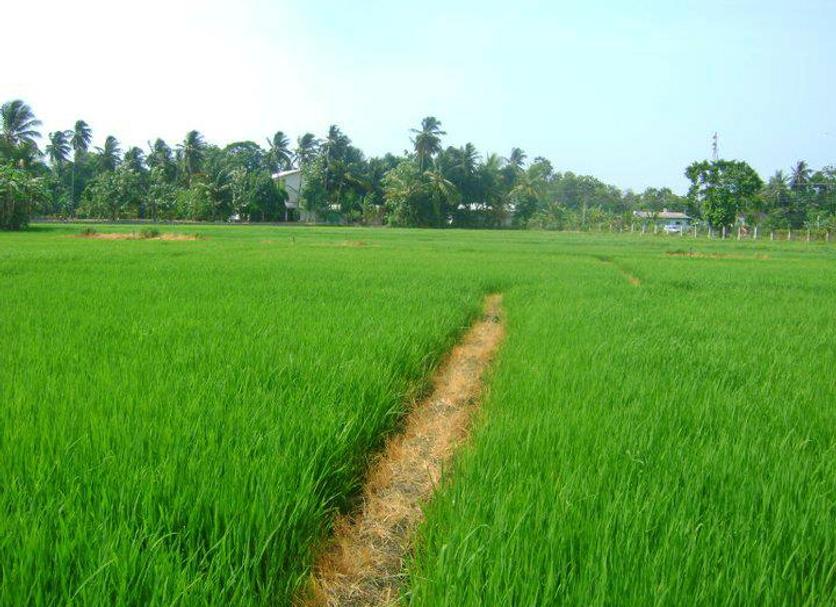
300, 295, 505, 607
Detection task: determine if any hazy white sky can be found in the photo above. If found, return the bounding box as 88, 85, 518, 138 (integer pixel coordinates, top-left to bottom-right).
3, 0, 834, 192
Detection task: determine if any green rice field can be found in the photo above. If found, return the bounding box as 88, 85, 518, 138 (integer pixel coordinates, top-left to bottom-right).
1, 225, 834, 605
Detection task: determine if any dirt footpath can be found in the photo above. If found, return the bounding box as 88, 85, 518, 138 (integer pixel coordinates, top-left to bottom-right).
301, 294, 505, 607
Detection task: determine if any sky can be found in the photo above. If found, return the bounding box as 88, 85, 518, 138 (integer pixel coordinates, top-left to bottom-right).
3, 0, 834, 192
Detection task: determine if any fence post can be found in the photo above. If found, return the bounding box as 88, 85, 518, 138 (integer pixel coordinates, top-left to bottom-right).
642, 224, 646, 235
770, 231, 774, 241
722, 226, 726, 239
754, 226, 758, 240
828, 231, 831, 243
737, 226, 741, 240
654, 224, 658, 235
788, 229, 791, 241
708, 227, 712, 239
693, 225, 697, 238
807, 229, 811, 243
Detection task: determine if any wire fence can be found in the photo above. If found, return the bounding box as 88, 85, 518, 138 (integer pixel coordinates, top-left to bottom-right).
602, 223, 833, 243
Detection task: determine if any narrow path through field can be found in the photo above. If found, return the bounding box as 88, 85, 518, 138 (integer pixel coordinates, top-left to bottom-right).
300, 295, 505, 607
595, 255, 641, 286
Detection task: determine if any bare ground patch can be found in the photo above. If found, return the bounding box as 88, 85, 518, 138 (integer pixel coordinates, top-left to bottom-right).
74, 232, 201, 241
666, 250, 769, 260
300, 295, 505, 607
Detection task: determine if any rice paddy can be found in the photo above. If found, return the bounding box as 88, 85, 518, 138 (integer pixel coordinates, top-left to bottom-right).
1, 225, 833, 605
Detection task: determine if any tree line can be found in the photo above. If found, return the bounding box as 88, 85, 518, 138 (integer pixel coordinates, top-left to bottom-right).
2, 99, 834, 231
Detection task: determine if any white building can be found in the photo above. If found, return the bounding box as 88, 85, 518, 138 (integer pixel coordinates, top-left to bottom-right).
272, 169, 310, 222
633, 208, 691, 228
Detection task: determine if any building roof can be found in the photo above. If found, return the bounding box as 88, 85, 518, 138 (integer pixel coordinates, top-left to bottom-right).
633, 209, 690, 220
272, 169, 302, 179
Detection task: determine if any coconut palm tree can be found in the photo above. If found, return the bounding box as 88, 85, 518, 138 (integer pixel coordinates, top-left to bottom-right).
424, 166, 459, 226
71, 120, 92, 159
459, 143, 480, 177
411, 117, 446, 171
46, 131, 72, 167
790, 160, 811, 191
505, 147, 527, 171
69, 120, 93, 208
178, 130, 206, 184
95, 136, 121, 172
1, 100, 42, 149
147, 138, 176, 181
266, 131, 292, 172
295, 133, 319, 167
123, 147, 146, 172
324, 125, 350, 162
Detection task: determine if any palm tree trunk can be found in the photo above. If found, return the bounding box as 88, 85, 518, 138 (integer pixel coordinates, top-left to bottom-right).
71, 162, 76, 217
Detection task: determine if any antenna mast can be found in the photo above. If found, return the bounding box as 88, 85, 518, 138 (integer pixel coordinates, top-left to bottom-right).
712, 132, 719, 161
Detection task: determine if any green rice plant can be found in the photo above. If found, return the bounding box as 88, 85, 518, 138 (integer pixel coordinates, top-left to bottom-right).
0, 225, 493, 606
1, 224, 833, 606
408, 240, 836, 606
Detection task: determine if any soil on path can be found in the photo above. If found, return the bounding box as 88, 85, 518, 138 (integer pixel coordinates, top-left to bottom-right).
300, 294, 505, 607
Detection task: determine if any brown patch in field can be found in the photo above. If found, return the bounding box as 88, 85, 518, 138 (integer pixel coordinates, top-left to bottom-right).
665, 251, 769, 260
340, 240, 369, 248
624, 272, 641, 286
299, 295, 505, 607
596, 256, 641, 286
159, 233, 200, 241
74, 232, 200, 241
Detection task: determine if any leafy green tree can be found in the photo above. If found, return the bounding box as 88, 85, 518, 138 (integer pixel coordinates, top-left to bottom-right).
223, 141, 266, 173
81, 163, 142, 220
175, 179, 215, 220
528, 200, 570, 230
300, 156, 329, 220
382, 159, 425, 226
230, 168, 285, 221
510, 162, 548, 225
761, 170, 794, 227
411, 117, 445, 171
147, 167, 177, 221
685, 159, 763, 228
0, 163, 47, 229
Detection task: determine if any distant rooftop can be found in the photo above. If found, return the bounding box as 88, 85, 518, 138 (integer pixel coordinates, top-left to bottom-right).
633, 209, 690, 220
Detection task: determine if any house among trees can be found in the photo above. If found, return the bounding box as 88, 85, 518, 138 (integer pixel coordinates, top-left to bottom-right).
273, 169, 304, 221
633, 208, 691, 229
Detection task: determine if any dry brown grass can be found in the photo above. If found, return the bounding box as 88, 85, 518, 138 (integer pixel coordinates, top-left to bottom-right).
666, 251, 769, 260
299, 295, 505, 607
75, 232, 201, 241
